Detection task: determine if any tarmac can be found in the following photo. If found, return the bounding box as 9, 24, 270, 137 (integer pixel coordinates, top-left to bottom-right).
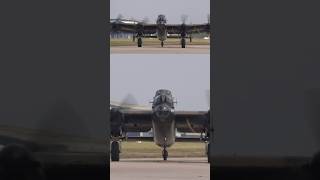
111, 45, 210, 54
110, 157, 210, 180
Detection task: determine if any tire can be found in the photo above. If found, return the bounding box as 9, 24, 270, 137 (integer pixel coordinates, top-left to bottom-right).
162, 149, 168, 161
138, 38, 142, 47
181, 38, 186, 48
161, 41, 164, 47
111, 141, 120, 161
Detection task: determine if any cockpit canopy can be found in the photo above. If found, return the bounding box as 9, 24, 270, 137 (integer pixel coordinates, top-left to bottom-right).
155, 89, 171, 96
153, 89, 173, 107
156, 15, 167, 24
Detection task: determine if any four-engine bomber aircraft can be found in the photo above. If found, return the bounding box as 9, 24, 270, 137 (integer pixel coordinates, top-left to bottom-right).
110, 89, 210, 161
111, 14, 210, 48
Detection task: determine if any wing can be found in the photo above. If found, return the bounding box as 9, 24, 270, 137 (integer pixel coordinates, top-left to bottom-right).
185, 24, 210, 34
142, 24, 158, 34
111, 22, 137, 33
166, 24, 210, 34
111, 22, 157, 34
175, 111, 209, 133
123, 109, 153, 132
111, 109, 153, 132
110, 101, 150, 111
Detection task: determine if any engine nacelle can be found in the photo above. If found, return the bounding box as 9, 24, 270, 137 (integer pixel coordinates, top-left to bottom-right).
136, 23, 144, 37
110, 108, 125, 137
180, 24, 187, 38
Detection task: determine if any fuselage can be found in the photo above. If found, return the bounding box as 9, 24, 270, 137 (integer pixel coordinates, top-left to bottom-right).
152, 89, 175, 148
156, 15, 167, 42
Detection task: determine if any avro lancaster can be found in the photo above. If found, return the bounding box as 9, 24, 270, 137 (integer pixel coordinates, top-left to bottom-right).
111, 14, 210, 48
110, 89, 210, 161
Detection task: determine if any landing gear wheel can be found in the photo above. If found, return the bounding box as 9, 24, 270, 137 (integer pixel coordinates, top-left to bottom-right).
111, 141, 120, 161
181, 38, 186, 48
137, 38, 142, 47
161, 41, 164, 47
162, 149, 168, 161
207, 143, 210, 163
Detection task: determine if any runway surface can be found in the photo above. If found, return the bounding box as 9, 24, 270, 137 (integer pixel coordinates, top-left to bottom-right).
110, 157, 210, 180
111, 45, 210, 54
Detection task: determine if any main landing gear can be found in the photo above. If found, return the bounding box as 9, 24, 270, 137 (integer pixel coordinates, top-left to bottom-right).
161, 41, 164, 47
162, 146, 168, 160
137, 37, 143, 47
181, 38, 186, 48
201, 132, 210, 163
111, 141, 120, 161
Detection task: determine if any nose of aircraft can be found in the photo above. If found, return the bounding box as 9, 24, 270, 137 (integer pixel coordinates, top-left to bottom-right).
155, 105, 170, 118
161, 95, 166, 102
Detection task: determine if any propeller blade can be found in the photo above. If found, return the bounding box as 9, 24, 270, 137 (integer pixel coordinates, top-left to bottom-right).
120, 94, 138, 106
181, 14, 188, 24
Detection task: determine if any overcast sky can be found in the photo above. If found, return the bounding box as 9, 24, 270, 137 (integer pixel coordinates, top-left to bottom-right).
110, 0, 210, 24
110, 54, 210, 111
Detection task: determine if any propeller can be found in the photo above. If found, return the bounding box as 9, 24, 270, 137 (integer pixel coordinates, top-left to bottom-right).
142, 16, 149, 24
181, 14, 188, 24
120, 93, 138, 106
116, 14, 123, 22
111, 93, 140, 137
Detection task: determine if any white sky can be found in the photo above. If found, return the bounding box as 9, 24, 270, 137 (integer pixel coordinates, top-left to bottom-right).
110, 54, 210, 111
110, 0, 210, 24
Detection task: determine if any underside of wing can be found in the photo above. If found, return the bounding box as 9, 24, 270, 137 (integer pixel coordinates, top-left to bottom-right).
110, 109, 153, 133
185, 24, 210, 34
123, 110, 153, 132
166, 25, 182, 34
142, 24, 157, 34
111, 23, 157, 34
166, 24, 210, 34
111, 23, 137, 33
175, 111, 209, 133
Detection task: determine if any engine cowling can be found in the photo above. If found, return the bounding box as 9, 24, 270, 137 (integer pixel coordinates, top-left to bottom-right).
136, 23, 144, 37
110, 108, 125, 137
180, 24, 187, 38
